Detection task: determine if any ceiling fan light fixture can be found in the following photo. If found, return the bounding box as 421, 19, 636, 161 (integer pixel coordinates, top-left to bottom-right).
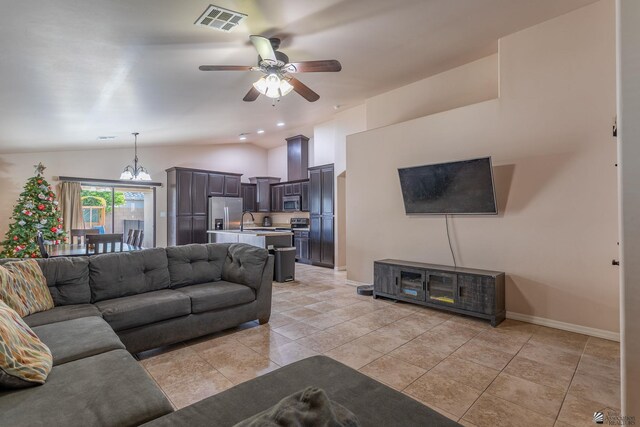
253, 73, 293, 99
279, 78, 294, 96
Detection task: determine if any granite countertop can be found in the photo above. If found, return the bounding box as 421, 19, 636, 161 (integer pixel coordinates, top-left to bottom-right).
207, 229, 293, 236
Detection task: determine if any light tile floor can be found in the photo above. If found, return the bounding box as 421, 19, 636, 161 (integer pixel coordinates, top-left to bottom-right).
138, 264, 621, 426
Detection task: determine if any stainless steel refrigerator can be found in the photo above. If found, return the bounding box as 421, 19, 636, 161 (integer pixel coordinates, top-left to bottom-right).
208, 197, 243, 231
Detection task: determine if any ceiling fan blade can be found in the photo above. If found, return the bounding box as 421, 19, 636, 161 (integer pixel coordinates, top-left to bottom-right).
243, 86, 260, 102
285, 60, 342, 73
288, 77, 320, 102
249, 35, 277, 62
199, 65, 253, 71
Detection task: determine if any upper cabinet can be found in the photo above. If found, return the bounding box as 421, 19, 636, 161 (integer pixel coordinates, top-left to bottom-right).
208, 174, 225, 196
224, 175, 241, 197
286, 135, 309, 181
270, 179, 309, 212
208, 173, 240, 197
249, 177, 281, 212
241, 183, 257, 212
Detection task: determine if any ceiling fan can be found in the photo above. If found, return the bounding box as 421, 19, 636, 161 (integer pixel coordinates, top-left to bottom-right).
199, 35, 341, 102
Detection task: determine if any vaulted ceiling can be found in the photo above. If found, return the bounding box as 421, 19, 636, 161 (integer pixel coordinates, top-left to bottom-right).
0, 0, 597, 153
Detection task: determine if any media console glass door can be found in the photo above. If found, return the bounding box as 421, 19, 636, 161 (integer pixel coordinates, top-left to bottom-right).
426, 272, 458, 305
396, 268, 426, 301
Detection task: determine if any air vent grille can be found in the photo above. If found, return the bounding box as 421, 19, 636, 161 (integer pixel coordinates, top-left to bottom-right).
195, 5, 246, 32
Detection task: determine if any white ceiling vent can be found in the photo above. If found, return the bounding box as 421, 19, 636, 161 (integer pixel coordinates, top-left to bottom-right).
194, 5, 247, 32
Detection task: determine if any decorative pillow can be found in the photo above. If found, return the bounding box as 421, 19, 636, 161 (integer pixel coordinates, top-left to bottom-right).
233, 387, 360, 427
0, 267, 28, 316
0, 260, 53, 317
0, 300, 52, 388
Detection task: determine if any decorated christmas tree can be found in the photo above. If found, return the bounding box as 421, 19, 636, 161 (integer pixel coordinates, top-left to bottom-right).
0, 163, 67, 258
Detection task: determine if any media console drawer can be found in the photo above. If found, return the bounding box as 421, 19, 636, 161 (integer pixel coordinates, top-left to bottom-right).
373, 259, 505, 327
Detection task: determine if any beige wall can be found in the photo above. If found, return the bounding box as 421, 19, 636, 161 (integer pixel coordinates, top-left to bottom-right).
267, 144, 288, 180
617, 0, 640, 414
0, 143, 268, 248
347, 0, 619, 334
366, 54, 499, 130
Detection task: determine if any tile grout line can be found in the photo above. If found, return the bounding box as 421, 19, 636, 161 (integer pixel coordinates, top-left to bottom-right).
553, 339, 589, 425
458, 329, 534, 423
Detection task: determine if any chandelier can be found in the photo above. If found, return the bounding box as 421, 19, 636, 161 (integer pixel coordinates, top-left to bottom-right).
120, 132, 151, 181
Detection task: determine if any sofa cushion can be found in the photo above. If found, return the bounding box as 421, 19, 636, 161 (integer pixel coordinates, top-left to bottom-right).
0, 349, 174, 427
0, 301, 52, 389
23, 304, 102, 328
89, 248, 171, 302
95, 290, 191, 331
32, 316, 125, 366
166, 243, 230, 288
0, 259, 53, 316
222, 244, 269, 291
176, 281, 255, 313
37, 257, 91, 305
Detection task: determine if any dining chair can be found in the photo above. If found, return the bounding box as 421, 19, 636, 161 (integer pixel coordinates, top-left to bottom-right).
131, 230, 141, 247
133, 231, 144, 248
126, 229, 135, 245
71, 228, 100, 245
85, 233, 124, 255
36, 232, 49, 258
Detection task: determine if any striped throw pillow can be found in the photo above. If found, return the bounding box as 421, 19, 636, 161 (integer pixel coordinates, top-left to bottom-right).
0, 300, 52, 388
0, 260, 53, 317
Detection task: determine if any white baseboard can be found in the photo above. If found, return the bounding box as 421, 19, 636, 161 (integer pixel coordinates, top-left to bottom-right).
334, 265, 347, 271
345, 279, 370, 287
506, 311, 620, 342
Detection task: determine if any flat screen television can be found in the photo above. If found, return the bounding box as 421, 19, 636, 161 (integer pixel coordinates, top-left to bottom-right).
398, 157, 497, 215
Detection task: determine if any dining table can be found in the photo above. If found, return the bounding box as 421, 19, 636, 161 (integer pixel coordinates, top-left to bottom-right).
47, 243, 144, 257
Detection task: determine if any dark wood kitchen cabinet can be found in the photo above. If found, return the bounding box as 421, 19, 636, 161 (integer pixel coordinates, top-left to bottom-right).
208, 173, 240, 197
308, 164, 334, 268
294, 230, 310, 263
224, 175, 241, 197
249, 177, 281, 212
301, 181, 309, 212
271, 184, 284, 212
241, 184, 257, 212
167, 167, 243, 246
192, 172, 208, 215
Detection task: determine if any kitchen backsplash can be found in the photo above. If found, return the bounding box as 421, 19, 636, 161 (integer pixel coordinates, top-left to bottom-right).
247, 212, 310, 227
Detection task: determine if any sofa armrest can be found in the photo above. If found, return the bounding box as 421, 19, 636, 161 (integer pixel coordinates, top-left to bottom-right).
256, 254, 274, 324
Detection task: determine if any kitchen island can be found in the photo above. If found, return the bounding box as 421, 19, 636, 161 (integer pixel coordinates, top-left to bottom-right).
207, 230, 293, 249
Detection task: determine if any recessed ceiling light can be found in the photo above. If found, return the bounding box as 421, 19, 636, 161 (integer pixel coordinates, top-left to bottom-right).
257, 129, 265, 134
239, 134, 247, 141
97, 136, 116, 140
277, 122, 285, 127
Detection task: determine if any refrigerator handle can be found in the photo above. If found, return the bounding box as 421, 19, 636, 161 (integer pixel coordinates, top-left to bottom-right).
224, 207, 228, 230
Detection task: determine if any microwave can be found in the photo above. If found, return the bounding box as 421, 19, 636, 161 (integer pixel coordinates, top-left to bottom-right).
283, 195, 301, 212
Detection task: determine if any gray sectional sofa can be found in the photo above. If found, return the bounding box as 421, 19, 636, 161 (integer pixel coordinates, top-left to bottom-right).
0, 242, 274, 427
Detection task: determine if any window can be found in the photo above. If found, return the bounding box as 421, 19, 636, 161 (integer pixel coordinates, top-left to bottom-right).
80, 185, 156, 247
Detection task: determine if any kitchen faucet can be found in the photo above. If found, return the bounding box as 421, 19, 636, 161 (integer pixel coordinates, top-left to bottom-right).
240, 211, 254, 232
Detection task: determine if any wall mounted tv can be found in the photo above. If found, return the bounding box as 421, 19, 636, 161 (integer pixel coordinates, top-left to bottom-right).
398, 157, 497, 215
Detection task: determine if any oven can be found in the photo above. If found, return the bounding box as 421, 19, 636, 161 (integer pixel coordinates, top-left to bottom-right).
283, 195, 301, 212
